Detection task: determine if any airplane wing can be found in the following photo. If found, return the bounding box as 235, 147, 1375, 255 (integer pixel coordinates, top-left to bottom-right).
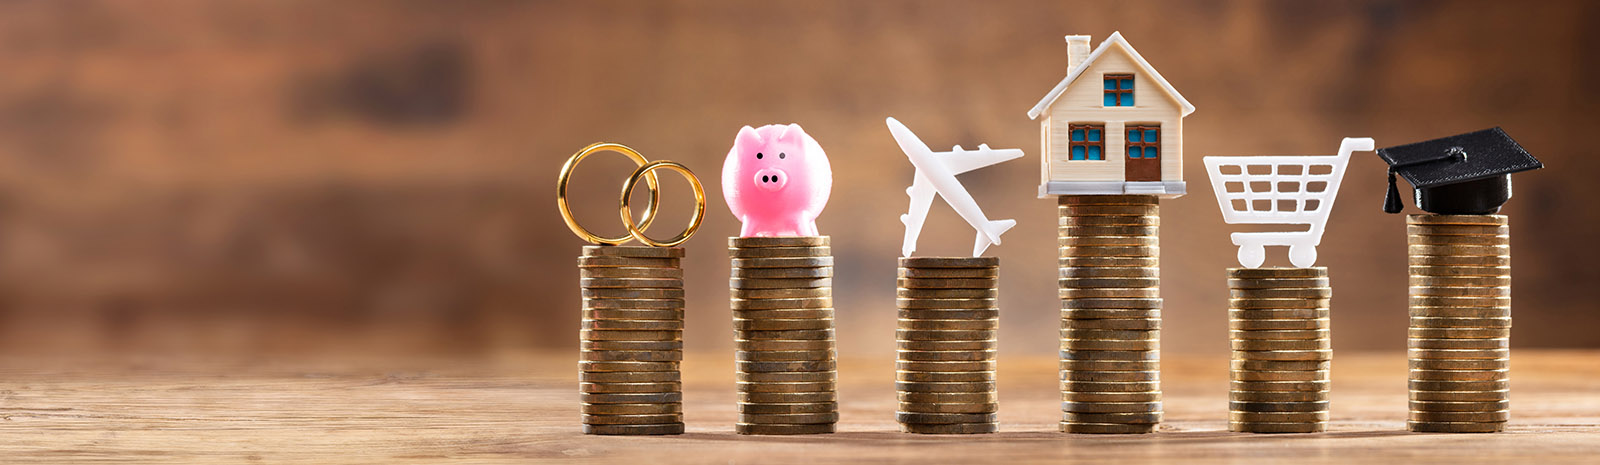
899, 172, 938, 257
936, 144, 1026, 176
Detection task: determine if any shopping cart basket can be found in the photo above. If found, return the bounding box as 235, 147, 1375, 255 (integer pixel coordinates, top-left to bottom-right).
1203, 138, 1375, 268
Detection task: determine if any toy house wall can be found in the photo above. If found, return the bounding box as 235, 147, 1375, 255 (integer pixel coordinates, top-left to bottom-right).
1043, 45, 1184, 184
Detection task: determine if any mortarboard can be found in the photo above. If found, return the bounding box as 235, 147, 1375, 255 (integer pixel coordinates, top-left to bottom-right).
1376, 127, 1543, 215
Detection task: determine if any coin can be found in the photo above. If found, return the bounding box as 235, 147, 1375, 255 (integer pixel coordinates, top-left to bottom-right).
1407, 348, 1509, 360
730, 277, 833, 289
1061, 391, 1162, 402
582, 245, 686, 258
738, 391, 837, 403
734, 309, 835, 320
731, 287, 832, 299
1409, 338, 1509, 350
580, 392, 683, 404
1229, 401, 1330, 412
1409, 400, 1510, 412
1231, 422, 1326, 434
1408, 265, 1510, 277
897, 298, 997, 310
1230, 288, 1333, 299
1229, 380, 1329, 392
1230, 298, 1330, 309
1059, 203, 1161, 215
1059, 215, 1160, 227
1408, 328, 1511, 340
898, 309, 1000, 321
581, 371, 681, 383
1060, 401, 1162, 413
1408, 316, 1513, 328
733, 318, 834, 331
1408, 410, 1509, 422
1059, 350, 1159, 361
1407, 214, 1507, 226
1407, 421, 1504, 433
581, 319, 684, 331
727, 246, 831, 258
1229, 329, 1330, 340
737, 339, 835, 351
1061, 359, 1160, 372
901, 422, 999, 434
1060, 380, 1161, 392
897, 329, 995, 341
1228, 277, 1330, 289
896, 382, 996, 394
1061, 339, 1160, 351
1062, 298, 1163, 309
1059, 422, 1158, 434
897, 371, 996, 383
583, 298, 685, 310
1063, 412, 1162, 424
899, 288, 998, 299
1410, 286, 1510, 297
1405, 222, 1508, 234
1059, 256, 1161, 267
1408, 359, 1509, 370
898, 319, 998, 332
735, 423, 836, 435
579, 382, 681, 394
1410, 296, 1511, 308
579, 361, 678, 372
1060, 267, 1160, 278
1228, 267, 1327, 279
1060, 287, 1161, 299
737, 402, 837, 414
736, 360, 836, 372
732, 297, 833, 310
583, 423, 684, 435
1229, 411, 1328, 422
1408, 244, 1510, 257
579, 267, 683, 279
730, 236, 830, 248
1060, 235, 1160, 247
1062, 246, 1160, 258
1408, 307, 1511, 318
1408, 379, 1511, 391
898, 391, 998, 404
1062, 370, 1160, 382
1061, 329, 1161, 341
737, 371, 836, 383
739, 412, 838, 424
1230, 319, 1329, 331
737, 329, 835, 340
736, 350, 837, 362
897, 360, 997, 372
582, 288, 685, 299
898, 350, 995, 362
1232, 359, 1329, 371
580, 329, 682, 342
1062, 309, 1162, 320
1066, 318, 1161, 330
577, 256, 681, 268
896, 412, 998, 424
1059, 277, 1161, 288
1229, 391, 1328, 402
897, 278, 998, 289
1232, 339, 1330, 351
582, 403, 683, 415
732, 257, 834, 268
580, 277, 685, 289
732, 266, 834, 279
1409, 369, 1509, 381
1231, 370, 1328, 382
1232, 349, 1331, 361
580, 350, 683, 362
1408, 234, 1510, 246
1410, 390, 1509, 402
898, 267, 999, 279
580, 339, 683, 351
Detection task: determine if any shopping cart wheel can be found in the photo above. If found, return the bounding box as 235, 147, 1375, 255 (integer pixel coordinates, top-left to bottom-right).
1289, 245, 1317, 268
1238, 244, 1266, 269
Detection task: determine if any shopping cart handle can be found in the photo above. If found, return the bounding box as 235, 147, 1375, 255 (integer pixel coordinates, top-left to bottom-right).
1341, 138, 1376, 153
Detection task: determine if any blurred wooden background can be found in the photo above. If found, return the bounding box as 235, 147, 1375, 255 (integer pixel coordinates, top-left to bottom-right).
0, 0, 1593, 357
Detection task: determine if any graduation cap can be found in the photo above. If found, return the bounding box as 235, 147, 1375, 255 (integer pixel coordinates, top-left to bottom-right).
1376, 127, 1543, 215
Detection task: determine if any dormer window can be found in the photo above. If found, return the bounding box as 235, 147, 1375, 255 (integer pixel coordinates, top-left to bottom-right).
1104, 74, 1133, 107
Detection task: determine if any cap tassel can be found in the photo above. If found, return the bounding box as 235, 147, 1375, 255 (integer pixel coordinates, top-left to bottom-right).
1383, 170, 1403, 214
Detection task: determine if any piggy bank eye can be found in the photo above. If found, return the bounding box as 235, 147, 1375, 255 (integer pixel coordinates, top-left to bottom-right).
779, 153, 786, 159
755, 153, 763, 159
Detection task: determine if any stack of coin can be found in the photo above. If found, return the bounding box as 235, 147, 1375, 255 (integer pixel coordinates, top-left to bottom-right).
895, 257, 1000, 434
578, 245, 686, 435
1407, 214, 1511, 433
729, 236, 837, 435
1057, 195, 1163, 434
1228, 267, 1332, 434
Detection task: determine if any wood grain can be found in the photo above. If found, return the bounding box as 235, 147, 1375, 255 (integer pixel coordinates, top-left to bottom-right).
0, 350, 1596, 463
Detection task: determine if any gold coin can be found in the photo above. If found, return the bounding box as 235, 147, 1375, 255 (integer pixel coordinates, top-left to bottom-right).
728, 246, 831, 258
732, 266, 834, 279
1230, 422, 1326, 433
1407, 348, 1509, 360
1060, 267, 1161, 278
582, 309, 683, 321
1408, 234, 1510, 246
1230, 400, 1330, 412
1059, 277, 1161, 288
737, 371, 836, 383
1409, 379, 1510, 391
1410, 389, 1508, 402
897, 278, 998, 289
1406, 214, 1507, 226
1410, 286, 1511, 297
737, 329, 835, 340
1229, 380, 1331, 392
1409, 338, 1509, 350
899, 319, 998, 331
899, 288, 998, 299
580, 350, 683, 362
897, 329, 995, 341
1409, 275, 1511, 287
737, 391, 837, 404
897, 360, 997, 372
1063, 370, 1160, 382
736, 349, 836, 362
1229, 288, 1332, 299
898, 391, 998, 404
1409, 317, 1512, 328
581, 319, 684, 331
580, 371, 681, 383
898, 339, 1001, 352
1062, 245, 1160, 257
730, 236, 829, 248
1232, 359, 1329, 371
899, 256, 1000, 268
1228, 277, 1330, 289
901, 423, 999, 434
1059, 215, 1160, 227
1060, 380, 1161, 393
897, 298, 997, 310
734, 423, 836, 435
578, 267, 683, 279
730, 277, 832, 289
1408, 307, 1510, 318
1406, 224, 1508, 236
898, 350, 995, 362
736, 360, 836, 372
580, 340, 682, 352
1231, 370, 1328, 382
1409, 296, 1511, 308
731, 257, 834, 268
896, 412, 999, 424
897, 371, 996, 383
580, 329, 682, 342
1408, 265, 1510, 277
1229, 391, 1328, 402
732, 297, 833, 310
1059, 422, 1159, 434
583, 288, 685, 299
736, 381, 837, 393
1065, 318, 1161, 330
898, 402, 999, 414
583, 423, 684, 435
1059, 203, 1161, 215
899, 309, 1000, 320
1230, 411, 1328, 422
1062, 298, 1163, 309
1062, 412, 1162, 424
1061, 391, 1162, 402
1059, 235, 1160, 247
1062, 339, 1160, 351
1061, 359, 1160, 372
582, 245, 686, 258
1406, 421, 1503, 433
1232, 339, 1330, 351
737, 402, 837, 414
577, 256, 681, 268
581, 277, 684, 289
1229, 329, 1330, 340
580, 382, 681, 394
583, 298, 685, 310
732, 287, 832, 299
1059, 194, 1159, 206
1059, 349, 1159, 361
899, 267, 998, 279
1062, 309, 1162, 320
1228, 267, 1327, 279
579, 360, 679, 373
1410, 400, 1510, 412
1409, 358, 1509, 370
1059, 256, 1161, 267
739, 412, 839, 424
1409, 369, 1508, 381
1060, 401, 1162, 413
1232, 349, 1332, 361
1229, 298, 1330, 310
896, 381, 997, 393
1408, 410, 1509, 422
1060, 288, 1160, 299
1230, 319, 1330, 331
1060, 225, 1161, 238
582, 414, 685, 426
1061, 329, 1160, 341
580, 392, 683, 404
736, 339, 837, 352
582, 403, 683, 415
734, 309, 835, 320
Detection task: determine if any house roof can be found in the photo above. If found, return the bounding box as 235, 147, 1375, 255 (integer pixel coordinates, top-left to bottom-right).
1027, 31, 1195, 120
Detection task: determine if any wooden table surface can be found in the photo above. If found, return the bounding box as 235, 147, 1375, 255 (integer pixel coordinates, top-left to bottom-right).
1, 350, 1597, 464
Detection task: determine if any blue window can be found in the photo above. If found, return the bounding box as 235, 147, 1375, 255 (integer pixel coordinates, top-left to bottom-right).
1127, 125, 1161, 160
1104, 74, 1134, 107
1068, 123, 1105, 161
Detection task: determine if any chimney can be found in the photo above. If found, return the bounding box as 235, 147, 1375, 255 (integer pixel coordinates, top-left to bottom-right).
1065, 35, 1091, 73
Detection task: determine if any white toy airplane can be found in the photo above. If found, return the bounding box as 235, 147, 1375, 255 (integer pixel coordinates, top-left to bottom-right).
886, 117, 1025, 257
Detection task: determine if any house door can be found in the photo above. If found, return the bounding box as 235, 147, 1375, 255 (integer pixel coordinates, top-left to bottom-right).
1125, 124, 1161, 182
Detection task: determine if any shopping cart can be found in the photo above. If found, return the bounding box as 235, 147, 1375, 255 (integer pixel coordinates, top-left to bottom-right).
1203, 138, 1375, 268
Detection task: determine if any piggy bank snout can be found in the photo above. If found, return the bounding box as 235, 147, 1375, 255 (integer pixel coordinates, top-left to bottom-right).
753, 168, 788, 192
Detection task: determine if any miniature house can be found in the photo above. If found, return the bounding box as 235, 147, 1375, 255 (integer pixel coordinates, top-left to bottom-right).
1028, 32, 1194, 198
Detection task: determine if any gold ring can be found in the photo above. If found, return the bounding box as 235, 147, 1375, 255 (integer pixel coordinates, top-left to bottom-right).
621, 161, 704, 247
557, 142, 659, 245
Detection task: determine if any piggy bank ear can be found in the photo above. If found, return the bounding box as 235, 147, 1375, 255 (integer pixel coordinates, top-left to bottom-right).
776, 124, 807, 145
736, 125, 763, 149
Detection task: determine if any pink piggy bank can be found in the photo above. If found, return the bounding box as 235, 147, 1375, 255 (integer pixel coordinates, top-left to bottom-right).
722, 124, 832, 237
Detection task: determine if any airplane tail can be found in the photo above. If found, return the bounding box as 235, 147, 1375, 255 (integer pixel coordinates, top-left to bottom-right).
972, 219, 1016, 257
